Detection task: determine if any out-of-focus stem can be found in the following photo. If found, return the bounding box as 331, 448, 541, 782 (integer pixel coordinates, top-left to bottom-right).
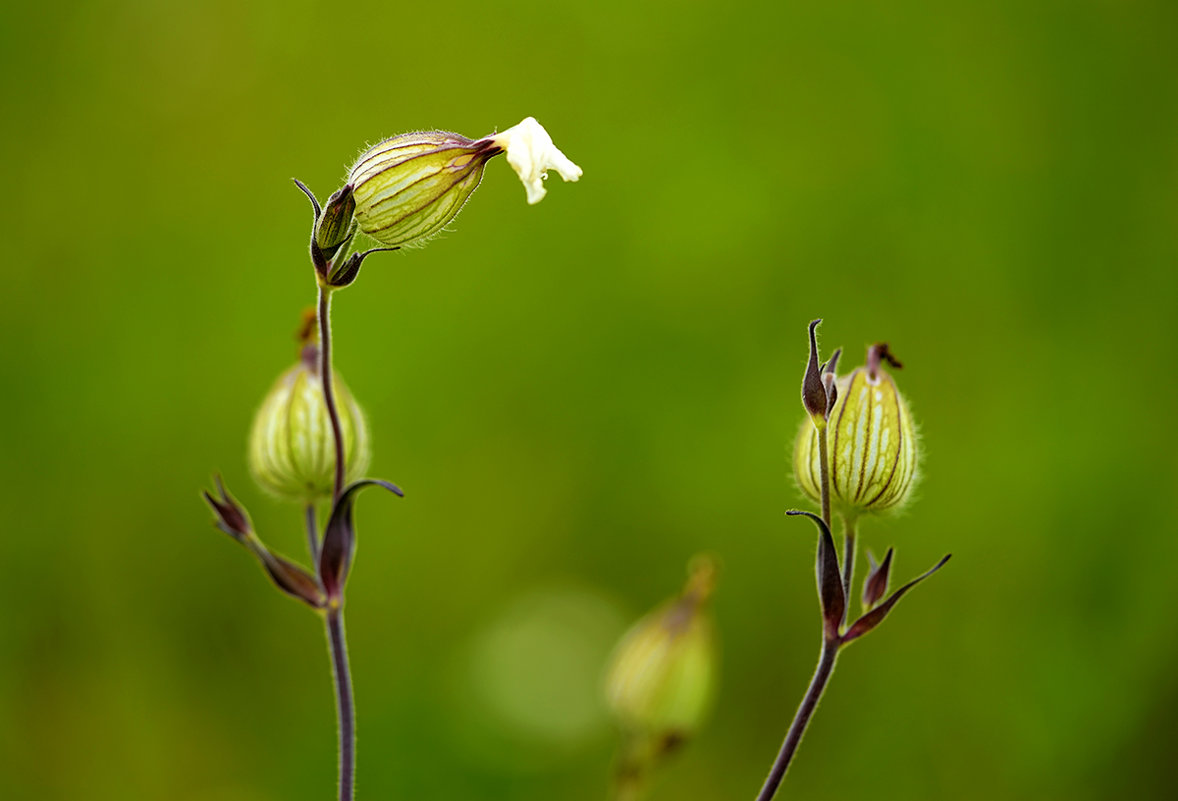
611, 776, 645, 801
609, 735, 649, 801
754, 637, 840, 801
305, 503, 319, 560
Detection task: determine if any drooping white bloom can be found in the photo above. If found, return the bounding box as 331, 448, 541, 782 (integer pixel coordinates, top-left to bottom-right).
489, 117, 583, 205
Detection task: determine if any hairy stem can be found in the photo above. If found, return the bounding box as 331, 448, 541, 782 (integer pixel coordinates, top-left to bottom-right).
326, 607, 355, 801
318, 281, 355, 800
754, 638, 840, 801
317, 285, 346, 502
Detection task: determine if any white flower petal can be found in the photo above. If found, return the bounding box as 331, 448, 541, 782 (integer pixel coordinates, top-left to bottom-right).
491, 117, 582, 205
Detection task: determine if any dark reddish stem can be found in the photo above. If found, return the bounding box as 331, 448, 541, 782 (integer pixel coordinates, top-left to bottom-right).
755, 637, 840, 801
327, 606, 355, 801
758, 398, 842, 800
317, 279, 355, 801
317, 285, 346, 502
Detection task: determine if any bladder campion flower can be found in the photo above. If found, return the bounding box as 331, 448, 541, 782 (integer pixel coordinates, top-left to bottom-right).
346, 117, 581, 248
206, 115, 581, 801
794, 343, 918, 518
491, 116, 583, 204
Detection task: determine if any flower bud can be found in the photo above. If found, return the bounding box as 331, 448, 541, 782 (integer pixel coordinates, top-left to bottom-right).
248, 345, 370, 502
348, 132, 501, 248
314, 185, 356, 261
794, 344, 918, 517
861, 547, 894, 610
346, 117, 581, 248
801, 319, 828, 427
605, 557, 718, 739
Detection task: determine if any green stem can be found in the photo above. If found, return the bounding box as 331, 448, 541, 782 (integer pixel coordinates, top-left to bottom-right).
841, 516, 857, 619
610, 734, 650, 801
817, 425, 831, 528
611, 777, 645, 801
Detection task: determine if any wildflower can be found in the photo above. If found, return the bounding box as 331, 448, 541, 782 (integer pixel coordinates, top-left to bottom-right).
489, 116, 583, 204
794, 343, 918, 518
346, 117, 581, 248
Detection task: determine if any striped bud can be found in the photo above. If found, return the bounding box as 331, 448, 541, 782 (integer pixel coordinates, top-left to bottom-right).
347, 132, 501, 248
794, 345, 918, 518
248, 345, 370, 502
605, 557, 718, 739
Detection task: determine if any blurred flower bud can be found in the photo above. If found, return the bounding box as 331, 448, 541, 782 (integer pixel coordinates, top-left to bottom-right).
605, 557, 718, 740
248, 345, 370, 502
861, 547, 894, 610
346, 117, 581, 248
794, 343, 918, 518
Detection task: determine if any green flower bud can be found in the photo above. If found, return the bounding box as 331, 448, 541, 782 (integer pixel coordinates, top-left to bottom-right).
347, 117, 582, 248
348, 132, 500, 248
248, 345, 370, 502
794, 344, 918, 518
314, 185, 356, 260
605, 558, 718, 738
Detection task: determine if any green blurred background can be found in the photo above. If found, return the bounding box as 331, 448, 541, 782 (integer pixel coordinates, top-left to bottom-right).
2, 0, 1177, 798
